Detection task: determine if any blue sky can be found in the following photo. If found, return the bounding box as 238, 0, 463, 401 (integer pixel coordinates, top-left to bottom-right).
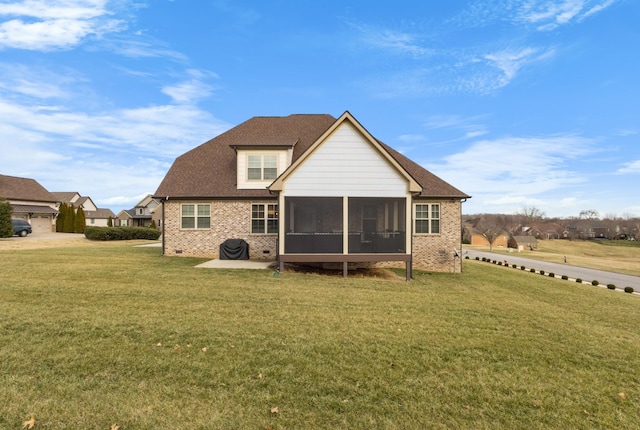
1, 0, 638, 218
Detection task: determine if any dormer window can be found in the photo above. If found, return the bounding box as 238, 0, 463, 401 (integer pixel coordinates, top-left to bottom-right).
248, 155, 278, 181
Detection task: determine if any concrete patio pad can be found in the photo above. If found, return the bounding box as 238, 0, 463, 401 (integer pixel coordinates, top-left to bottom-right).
195, 259, 275, 269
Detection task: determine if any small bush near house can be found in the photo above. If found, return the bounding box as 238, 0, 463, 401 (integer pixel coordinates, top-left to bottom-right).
592, 280, 599, 286
624, 287, 634, 293
607, 284, 616, 290
576, 278, 582, 283
85, 226, 161, 241
561, 275, 569, 280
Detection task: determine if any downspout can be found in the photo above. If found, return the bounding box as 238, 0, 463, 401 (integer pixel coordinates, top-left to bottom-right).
162, 197, 167, 256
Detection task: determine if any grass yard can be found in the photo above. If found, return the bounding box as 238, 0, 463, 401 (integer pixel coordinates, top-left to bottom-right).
469, 239, 640, 277
1, 241, 639, 429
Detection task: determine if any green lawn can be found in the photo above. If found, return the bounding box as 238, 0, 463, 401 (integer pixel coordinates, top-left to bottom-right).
1, 242, 639, 429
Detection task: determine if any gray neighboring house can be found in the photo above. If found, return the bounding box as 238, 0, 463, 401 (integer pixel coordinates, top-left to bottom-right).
116, 194, 161, 228
0, 174, 58, 233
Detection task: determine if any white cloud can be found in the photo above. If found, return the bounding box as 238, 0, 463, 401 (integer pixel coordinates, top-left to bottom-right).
617, 160, 640, 174
0, 0, 124, 50
347, 20, 431, 58
425, 135, 598, 200
519, 0, 618, 30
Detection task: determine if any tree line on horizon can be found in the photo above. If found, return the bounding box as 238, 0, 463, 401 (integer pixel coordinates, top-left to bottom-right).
463, 206, 640, 244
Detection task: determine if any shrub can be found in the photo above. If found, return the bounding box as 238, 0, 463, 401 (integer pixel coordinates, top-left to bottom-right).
530, 268, 535, 273
576, 278, 582, 283
497, 261, 503, 266
561, 275, 569, 280
475, 257, 480, 261
548, 272, 555, 278
465, 256, 470, 260
607, 284, 616, 290
591, 280, 599, 286
539, 270, 545, 275
624, 287, 634, 294
512, 264, 517, 269
521, 265, 526, 270
84, 226, 161, 241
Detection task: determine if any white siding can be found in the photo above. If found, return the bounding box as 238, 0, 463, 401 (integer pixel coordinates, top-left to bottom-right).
284, 123, 408, 197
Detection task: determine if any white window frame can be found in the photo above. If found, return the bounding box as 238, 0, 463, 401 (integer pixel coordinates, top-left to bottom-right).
181, 203, 211, 230
414, 203, 440, 234
251, 203, 278, 234
247, 154, 278, 181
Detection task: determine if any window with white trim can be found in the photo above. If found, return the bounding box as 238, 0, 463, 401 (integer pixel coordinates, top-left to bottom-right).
252, 203, 278, 234
415, 203, 440, 234
248, 155, 278, 181
181, 204, 211, 229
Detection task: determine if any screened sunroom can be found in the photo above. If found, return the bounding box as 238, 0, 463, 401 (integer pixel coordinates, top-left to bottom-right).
283, 197, 407, 254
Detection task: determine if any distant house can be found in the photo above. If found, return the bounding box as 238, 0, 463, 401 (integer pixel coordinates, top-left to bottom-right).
154, 111, 470, 275
116, 194, 161, 228
51, 192, 115, 227
0, 174, 58, 233
566, 220, 611, 240
508, 236, 539, 250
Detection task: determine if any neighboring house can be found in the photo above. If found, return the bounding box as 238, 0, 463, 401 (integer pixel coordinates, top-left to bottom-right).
116, 194, 161, 228
566, 220, 611, 240
0, 174, 58, 233
154, 112, 470, 276
508, 236, 539, 250
470, 232, 510, 248
51, 192, 115, 227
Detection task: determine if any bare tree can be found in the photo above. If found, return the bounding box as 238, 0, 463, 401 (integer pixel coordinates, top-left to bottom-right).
518, 206, 546, 224
579, 209, 600, 220
477, 214, 509, 251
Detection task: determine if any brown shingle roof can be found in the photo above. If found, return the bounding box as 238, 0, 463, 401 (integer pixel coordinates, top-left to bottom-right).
154, 113, 470, 200
0, 174, 58, 203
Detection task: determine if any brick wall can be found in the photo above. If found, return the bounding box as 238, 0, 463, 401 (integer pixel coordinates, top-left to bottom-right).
411, 200, 462, 273
163, 199, 463, 272
163, 200, 277, 259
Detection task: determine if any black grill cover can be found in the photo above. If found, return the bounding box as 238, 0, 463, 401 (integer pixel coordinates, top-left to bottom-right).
219, 239, 249, 260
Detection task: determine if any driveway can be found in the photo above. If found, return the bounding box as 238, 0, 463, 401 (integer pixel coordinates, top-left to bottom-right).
464, 248, 640, 291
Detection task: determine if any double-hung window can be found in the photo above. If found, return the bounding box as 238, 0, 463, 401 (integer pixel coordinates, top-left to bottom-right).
248, 155, 278, 181
181, 204, 211, 229
415, 203, 440, 234
252, 203, 278, 234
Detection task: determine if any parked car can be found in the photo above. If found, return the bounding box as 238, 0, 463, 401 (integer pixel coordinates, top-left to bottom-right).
12, 219, 32, 237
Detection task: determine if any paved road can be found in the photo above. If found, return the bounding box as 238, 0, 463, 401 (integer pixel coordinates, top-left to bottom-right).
464, 248, 640, 291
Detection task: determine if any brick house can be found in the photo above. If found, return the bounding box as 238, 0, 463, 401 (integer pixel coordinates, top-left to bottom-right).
154, 112, 470, 277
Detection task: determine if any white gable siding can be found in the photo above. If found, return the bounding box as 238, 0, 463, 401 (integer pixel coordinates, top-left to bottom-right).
283, 122, 408, 197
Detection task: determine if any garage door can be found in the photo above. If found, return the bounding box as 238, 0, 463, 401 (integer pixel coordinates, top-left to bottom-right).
31, 216, 52, 234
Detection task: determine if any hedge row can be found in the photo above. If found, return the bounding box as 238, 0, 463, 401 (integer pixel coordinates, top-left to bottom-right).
84, 226, 161, 241
470, 256, 635, 293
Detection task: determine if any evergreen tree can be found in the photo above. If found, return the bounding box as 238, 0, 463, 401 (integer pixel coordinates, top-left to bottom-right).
0, 198, 13, 238
107, 216, 113, 227
74, 206, 86, 233
150, 220, 156, 230
56, 202, 66, 232
64, 204, 75, 233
